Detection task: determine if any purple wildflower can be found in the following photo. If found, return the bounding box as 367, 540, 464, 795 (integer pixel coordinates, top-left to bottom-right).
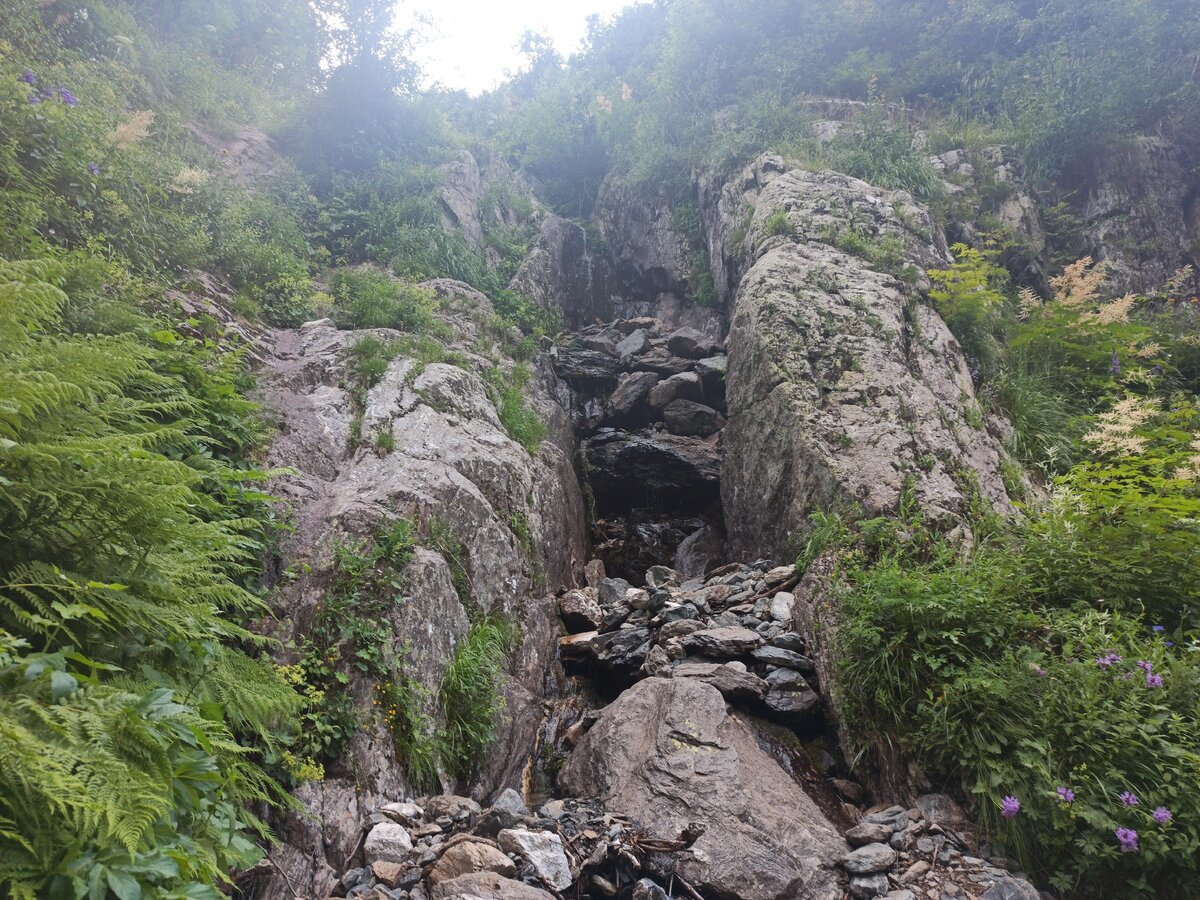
59, 86, 77, 107
1122, 672, 1134, 681
1165, 641, 1176, 647
1001, 796, 1020, 818
1137, 660, 1153, 673
20, 69, 36, 85
1035, 666, 1047, 677
1147, 673, 1164, 688
1096, 652, 1123, 668
1152, 625, 1166, 633
87, 162, 100, 176
1116, 827, 1139, 852
1056, 787, 1075, 804
1121, 791, 1140, 807
1110, 350, 1121, 375
1153, 807, 1172, 825
28, 94, 41, 105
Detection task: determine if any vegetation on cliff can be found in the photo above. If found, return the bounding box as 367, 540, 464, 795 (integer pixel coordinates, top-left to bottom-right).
1, 0, 1199, 896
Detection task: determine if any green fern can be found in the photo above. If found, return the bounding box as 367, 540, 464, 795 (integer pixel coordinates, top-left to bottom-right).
0, 266, 298, 895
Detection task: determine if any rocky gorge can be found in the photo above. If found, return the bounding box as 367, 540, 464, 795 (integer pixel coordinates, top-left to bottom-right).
226, 137, 1088, 900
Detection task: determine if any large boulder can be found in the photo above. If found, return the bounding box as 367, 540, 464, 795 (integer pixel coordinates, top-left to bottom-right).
560, 677, 846, 900
705, 154, 1013, 558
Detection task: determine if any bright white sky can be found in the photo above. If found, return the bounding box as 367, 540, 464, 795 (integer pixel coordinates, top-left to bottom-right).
395, 0, 647, 95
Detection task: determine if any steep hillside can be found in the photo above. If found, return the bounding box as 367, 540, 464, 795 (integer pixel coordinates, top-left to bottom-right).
2, 2, 1200, 900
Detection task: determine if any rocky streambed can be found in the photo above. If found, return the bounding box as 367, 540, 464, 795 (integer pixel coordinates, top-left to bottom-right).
310, 558, 1044, 900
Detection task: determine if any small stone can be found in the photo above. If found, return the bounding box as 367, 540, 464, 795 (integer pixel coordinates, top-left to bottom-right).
848, 873, 890, 899
632, 878, 669, 900
865, 806, 910, 831
916, 837, 936, 854
413, 823, 443, 837
372, 861, 408, 888
491, 788, 528, 817
365, 822, 415, 866
641, 644, 671, 677
752, 646, 813, 670
845, 822, 894, 847
538, 800, 566, 820
342, 867, 372, 891
625, 587, 653, 610
764, 565, 795, 586
648, 371, 704, 409
497, 829, 572, 890
682, 626, 762, 657
900, 860, 930, 883
979, 882, 1041, 900
425, 795, 482, 822
597, 577, 631, 607
584, 559, 606, 587
666, 327, 720, 359
769, 591, 795, 622
559, 589, 603, 633
884, 892, 916, 900
844, 842, 896, 875
380, 802, 424, 827
616, 328, 650, 359
591, 875, 618, 896
428, 838, 516, 886
831, 778, 864, 804
644, 565, 680, 589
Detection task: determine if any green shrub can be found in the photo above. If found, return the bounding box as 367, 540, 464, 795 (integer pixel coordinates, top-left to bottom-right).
438, 618, 516, 779
0, 260, 299, 897
330, 268, 436, 333
928, 244, 1008, 381
485, 364, 548, 452
1023, 396, 1200, 628
763, 209, 792, 237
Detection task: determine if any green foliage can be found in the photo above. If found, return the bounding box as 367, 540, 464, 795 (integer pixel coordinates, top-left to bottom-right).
0, 261, 299, 895
291, 519, 415, 762
821, 225, 912, 281
485, 364, 548, 452
1023, 397, 1200, 628
823, 107, 944, 203
928, 244, 1009, 380
438, 618, 516, 780
840, 535, 1200, 895
330, 268, 437, 333
763, 210, 793, 238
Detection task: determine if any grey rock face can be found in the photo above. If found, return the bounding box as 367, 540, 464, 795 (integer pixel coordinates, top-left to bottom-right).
560, 678, 847, 900
706, 154, 1013, 559
1083, 137, 1200, 295
257, 281, 587, 897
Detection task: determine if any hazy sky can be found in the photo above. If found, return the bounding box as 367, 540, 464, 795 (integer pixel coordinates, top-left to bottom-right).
396, 0, 646, 95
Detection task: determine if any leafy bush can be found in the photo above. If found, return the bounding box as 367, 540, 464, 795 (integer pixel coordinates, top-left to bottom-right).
838, 529, 1200, 896
928, 244, 1008, 381
0, 260, 298, 897
1023, 396, 1200, 628
330, 268, 437, 333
